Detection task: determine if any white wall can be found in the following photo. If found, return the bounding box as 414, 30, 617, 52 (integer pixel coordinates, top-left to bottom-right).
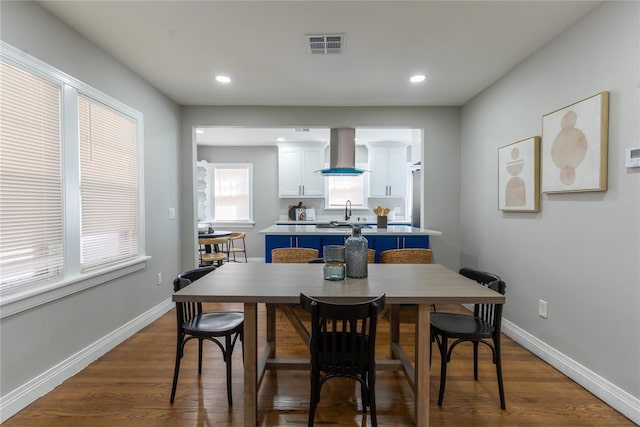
460, 1, 639, 421
0, 1, 181, 418
181, 106, 461, 270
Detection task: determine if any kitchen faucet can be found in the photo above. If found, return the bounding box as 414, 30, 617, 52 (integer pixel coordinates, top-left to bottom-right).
345, 200, 352, 221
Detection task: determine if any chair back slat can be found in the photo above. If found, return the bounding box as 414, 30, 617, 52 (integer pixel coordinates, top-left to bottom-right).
301, 294, 384, 376
460, 267, 505, 330
174, 266, 217, 323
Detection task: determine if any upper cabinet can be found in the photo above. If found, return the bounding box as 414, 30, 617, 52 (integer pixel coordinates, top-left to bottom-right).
367, 142, 408, 197
277, 142, 327, 198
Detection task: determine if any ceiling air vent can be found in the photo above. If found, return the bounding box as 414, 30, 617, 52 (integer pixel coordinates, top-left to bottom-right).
306, 34, 345, 55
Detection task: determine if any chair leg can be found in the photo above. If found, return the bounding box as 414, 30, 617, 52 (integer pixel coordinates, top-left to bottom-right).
368, 370, 378, 427
473, 341, 479, 380
225, 335, 234, 407
170, 338, 184, 403
495, 337, 506, 410
360, 376, 369, 408
437, 335, 448, 406
308, 368, 319, 427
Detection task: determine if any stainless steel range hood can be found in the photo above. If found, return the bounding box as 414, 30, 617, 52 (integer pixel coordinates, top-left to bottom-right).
319, 128, 366, 175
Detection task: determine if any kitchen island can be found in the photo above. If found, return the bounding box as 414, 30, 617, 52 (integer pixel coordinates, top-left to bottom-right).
260, 224, 441, 262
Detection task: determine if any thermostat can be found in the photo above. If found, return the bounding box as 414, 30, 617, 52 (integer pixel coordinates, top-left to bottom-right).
626, 147, 640, 168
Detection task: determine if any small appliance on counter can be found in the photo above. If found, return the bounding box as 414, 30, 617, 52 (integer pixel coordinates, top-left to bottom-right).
288, 202, 305, 220
294, 206, 316, 221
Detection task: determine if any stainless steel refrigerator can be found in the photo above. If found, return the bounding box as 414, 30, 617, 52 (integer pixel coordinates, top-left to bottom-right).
411, 167, 421, 228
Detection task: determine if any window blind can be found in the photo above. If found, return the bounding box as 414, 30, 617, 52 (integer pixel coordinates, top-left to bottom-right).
0, 60, 64, 290
78, 95, 138, 271
213, 167, 250, 221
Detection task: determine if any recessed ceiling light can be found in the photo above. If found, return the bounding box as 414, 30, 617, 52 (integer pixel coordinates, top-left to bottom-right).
276, 137, 285, 142
410, 74, 427, 83
215, 75, 231, 84
196, 129, 204, 134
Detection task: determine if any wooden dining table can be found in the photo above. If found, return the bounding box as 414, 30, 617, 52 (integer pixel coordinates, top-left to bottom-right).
173, 262, 505, 426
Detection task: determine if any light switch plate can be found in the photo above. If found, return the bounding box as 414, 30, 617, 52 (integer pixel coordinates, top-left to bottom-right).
168, 208, 176, 220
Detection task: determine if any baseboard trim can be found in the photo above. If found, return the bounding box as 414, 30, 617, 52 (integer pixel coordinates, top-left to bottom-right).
502, 319, 640, 425
0, 298, 174, 423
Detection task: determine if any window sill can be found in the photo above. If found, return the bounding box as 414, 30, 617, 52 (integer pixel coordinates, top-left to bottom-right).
0, 256, 151, 319
210, 221, 255, 229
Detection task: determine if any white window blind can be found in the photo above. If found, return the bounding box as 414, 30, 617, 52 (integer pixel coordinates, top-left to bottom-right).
326, 175, 365, 207
0, 61, 64, 290
212, 165, 252, 222
78, 95, 139, 271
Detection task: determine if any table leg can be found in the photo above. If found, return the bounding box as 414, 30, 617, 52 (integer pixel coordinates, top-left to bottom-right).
244, 303, 258, 426
415, 303, 431, 426
266, 303, 276, 357
389, 304, 400, 358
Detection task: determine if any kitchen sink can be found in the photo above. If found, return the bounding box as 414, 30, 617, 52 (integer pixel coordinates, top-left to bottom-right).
316, 221, 372, 229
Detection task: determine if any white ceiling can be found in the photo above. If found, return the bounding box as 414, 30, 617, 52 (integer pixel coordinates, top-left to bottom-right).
38, 1, 599, 107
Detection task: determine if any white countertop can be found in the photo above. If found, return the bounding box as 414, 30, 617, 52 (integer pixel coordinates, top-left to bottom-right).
259, 224, 442, 236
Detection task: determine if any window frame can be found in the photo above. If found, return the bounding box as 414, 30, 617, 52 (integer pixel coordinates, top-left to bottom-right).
323, 162, 370, 210
0, 42, 147, 319
209, 162, 254, 227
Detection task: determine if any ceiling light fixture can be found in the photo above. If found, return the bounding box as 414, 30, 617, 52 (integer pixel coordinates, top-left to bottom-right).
410, 74, 426, 83
276, 137, 285, 142
215, 75, 231, 84
196, 129, 204, 134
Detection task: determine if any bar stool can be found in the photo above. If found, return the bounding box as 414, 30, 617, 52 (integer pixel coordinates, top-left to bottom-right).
198, 236, 229, 266
227, 232, 247, 262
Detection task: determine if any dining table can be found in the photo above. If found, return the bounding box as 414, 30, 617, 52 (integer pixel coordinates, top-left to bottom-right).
172, 262, 505, 426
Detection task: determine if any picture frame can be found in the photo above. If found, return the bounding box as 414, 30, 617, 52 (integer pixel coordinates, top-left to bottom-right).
498, 136, 540, 212
542, 92, 609, 193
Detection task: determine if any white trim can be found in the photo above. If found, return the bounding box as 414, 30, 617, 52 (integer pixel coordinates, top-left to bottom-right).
0, 257, 151, 319
210, 221, 255, 229
502, 319, 640, 425
0, 297, 173, 423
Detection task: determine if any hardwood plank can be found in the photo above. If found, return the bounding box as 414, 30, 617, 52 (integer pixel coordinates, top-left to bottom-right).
3, 303, 634, 427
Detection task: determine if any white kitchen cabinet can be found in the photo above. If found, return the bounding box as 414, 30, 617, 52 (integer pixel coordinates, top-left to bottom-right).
277, 142, 326, 198
367, 142, 408, 197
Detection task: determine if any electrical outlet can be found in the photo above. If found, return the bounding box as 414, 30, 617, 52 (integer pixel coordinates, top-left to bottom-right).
157, 273, 162, 286
538, 299, 548, 319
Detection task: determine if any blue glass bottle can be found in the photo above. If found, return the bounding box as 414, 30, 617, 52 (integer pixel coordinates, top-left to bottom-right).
345, 224, 368, 278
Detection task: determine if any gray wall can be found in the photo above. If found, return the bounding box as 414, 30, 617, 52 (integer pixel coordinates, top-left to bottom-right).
460, 0, 639, 403
181, 107, 462, 270
196, 145, 279, 259
0, 1, 181, 397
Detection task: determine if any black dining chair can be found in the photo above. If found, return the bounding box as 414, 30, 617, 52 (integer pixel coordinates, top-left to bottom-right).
170, 266, 244, 406
430, 267, 506, 409
300, 293, 385, 427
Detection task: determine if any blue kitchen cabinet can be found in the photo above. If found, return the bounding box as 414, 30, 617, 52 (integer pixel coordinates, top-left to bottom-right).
265, 234, 429, 263
403, 235, 430, 249
265, 235, 324, 262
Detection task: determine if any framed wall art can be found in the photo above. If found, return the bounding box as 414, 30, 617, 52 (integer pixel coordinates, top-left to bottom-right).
498, 136, 540, 212
542, 91, 609, 193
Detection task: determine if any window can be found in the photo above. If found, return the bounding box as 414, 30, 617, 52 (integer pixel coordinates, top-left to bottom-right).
0, 42, 144, 309
78, 95, 139, 271
210, 163, 253, 224
0, 60, 64, 290
324, 165, 368, 209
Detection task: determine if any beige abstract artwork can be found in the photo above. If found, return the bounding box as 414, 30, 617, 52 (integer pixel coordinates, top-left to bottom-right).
498, 137, 540, 212
542, 92, 609, 193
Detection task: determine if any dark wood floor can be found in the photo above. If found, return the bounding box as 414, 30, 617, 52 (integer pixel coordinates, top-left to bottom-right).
5, 303, 634, 426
